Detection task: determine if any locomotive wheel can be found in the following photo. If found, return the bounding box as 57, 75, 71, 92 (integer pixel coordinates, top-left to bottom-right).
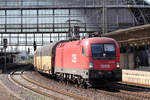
82, 82, 92, 89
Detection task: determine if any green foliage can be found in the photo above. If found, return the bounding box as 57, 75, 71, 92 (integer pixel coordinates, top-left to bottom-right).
24, 59, 33, 64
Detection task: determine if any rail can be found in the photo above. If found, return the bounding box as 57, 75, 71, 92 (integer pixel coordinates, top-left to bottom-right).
10, 69, 92, 100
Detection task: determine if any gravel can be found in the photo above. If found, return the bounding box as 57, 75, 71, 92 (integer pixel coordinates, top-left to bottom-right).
0, 73, 53, 100
25, 71, 121, 100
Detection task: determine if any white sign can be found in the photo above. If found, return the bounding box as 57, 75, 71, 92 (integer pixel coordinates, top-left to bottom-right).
101, 64, 110, 68
72, 54, 77, 63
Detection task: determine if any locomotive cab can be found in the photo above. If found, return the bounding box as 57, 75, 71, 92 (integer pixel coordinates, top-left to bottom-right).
83, 38, 122, 85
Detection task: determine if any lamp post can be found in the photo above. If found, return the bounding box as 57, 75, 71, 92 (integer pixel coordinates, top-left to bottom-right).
102, 0, 105, 34
3, 38, 7, 73
102, 0, 107, 34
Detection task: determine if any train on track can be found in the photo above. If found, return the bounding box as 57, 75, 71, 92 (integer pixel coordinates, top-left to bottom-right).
34, 37, 122, 87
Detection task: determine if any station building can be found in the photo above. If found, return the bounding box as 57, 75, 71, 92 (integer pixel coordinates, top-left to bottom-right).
0, 0, 150, 69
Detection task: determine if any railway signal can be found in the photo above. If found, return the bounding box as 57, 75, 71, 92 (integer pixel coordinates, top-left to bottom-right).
34, 41, 37, 51
74, 26, 80, 39
28, 48, 30, 54
3, 38, 7, 49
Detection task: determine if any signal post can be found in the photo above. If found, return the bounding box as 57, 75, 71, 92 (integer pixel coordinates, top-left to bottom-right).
3, 39, 7, 73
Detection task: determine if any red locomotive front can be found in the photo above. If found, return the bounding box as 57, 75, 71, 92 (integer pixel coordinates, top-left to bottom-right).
85, 38, 121, 85
55, 37, 122, 86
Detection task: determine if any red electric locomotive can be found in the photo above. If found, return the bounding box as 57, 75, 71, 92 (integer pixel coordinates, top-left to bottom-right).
34, 37, 122, 87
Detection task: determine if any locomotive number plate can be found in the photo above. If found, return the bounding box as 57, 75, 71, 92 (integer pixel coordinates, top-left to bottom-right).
101, 64, 110, 68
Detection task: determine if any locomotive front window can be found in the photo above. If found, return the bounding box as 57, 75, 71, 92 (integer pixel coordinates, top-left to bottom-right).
91, 43, 116, 59
91, 44, 103, 57
104, 44, 115, 58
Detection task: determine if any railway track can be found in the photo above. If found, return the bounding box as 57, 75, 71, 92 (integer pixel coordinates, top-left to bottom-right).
26, 70, 150, 100
114, 83, 150, 100
92, 82, 150, 100
91, 88, 146, 100
86, 83, 149, 100
9, 69, 91, 100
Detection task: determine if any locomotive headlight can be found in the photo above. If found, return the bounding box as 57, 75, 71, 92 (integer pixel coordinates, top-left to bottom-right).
116, 62, 120, 68
89, 62, 93, 68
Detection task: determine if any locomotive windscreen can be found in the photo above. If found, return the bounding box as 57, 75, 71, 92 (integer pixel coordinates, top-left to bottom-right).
91, 43, 116, 60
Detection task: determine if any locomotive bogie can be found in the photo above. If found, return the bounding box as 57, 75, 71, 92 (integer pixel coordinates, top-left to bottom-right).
88, 69, 121, 82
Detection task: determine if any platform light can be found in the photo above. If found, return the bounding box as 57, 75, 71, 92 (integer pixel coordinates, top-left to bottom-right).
147, 41, 149, 44
134, 43, 137, 46
142, 42, 145, 45
130, 44, 133, 46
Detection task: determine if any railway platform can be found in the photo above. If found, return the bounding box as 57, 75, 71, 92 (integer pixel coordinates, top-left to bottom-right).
122, 67, 150, 87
